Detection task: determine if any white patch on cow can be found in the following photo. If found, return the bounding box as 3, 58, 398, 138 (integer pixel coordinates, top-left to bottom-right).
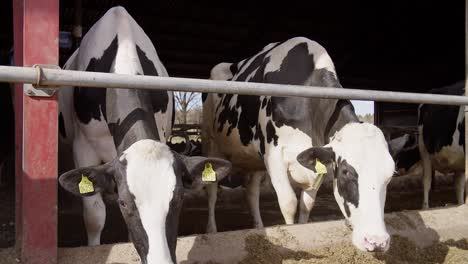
76, 109, 117, 163
328, 123, 393, 252
268, 122, 317, 188
210, 62, 234, 80
123, 139, 176, 264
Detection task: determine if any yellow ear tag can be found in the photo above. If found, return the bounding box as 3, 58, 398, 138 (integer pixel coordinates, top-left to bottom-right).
313, 159, 327, 189
202, 163, 217, 182
79, 175, 94, 194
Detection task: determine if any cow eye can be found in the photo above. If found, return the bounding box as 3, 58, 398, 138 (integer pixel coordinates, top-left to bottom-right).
118, 199, 127, 208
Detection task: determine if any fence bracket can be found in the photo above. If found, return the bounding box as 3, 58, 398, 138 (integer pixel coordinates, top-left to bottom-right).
24, 64, 61, 97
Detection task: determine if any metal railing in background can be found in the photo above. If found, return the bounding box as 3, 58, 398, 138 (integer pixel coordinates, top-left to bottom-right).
0, 65, 467, 106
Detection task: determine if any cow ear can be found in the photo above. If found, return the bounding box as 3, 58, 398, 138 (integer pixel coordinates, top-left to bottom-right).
181, 156, 232, 190
59, 160, 115, 197
297, 147, 335, 171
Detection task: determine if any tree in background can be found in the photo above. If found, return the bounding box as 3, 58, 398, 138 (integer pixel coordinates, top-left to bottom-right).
174, 92, 201, 124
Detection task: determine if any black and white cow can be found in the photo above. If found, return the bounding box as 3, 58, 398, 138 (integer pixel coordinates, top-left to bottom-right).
202, 37, 395, 252
418, 81, 466, 209
58, 7, 231, 263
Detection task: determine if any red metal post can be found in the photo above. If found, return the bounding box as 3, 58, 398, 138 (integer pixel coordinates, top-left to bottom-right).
13, 0, 59, 263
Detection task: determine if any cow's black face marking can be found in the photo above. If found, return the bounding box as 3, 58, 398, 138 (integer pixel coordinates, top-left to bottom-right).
104, 159, 150, 263
335, 157, 359, 217
113, 155, 184, 264
74, 36, 118, 124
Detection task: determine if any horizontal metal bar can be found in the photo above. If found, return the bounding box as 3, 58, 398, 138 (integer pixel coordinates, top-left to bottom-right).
0, 65, 467, 106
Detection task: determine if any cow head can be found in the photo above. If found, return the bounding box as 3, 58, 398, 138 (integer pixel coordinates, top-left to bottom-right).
297, 123, 394, 252
59, 139, 231, 264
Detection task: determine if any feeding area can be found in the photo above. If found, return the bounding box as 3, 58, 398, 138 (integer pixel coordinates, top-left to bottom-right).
0, 0, 466, 263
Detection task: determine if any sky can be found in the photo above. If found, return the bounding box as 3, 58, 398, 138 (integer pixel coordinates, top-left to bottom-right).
351, 100, 374, 116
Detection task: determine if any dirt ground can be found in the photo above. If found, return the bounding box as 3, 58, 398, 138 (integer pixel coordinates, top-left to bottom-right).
240, 234, 468, 264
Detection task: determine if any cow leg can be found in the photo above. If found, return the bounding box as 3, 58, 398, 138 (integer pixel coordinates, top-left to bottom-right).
298, 189, 318, 224
73, 134, 106, 246
205, 182, 218, 233
245, 171, 264, 228
422, 161, 433, 209
419, 128, 432, 209
266, 152, 297, 224
454, 171, 465, 205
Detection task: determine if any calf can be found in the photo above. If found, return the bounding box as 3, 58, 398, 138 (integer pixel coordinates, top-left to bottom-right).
58, 7, 231, 263
203, 37, 395, 252
418, 81, 466, 209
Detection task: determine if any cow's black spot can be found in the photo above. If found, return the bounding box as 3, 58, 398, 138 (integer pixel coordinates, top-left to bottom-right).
396, 146, 421, 172
335, 157, 359, 210
59, 112, 66, 138
136, 45, 169, 114
267, 42, 315, 132
266, 99, 272, 116
324, 100, 359, 143
254, 123, 266, 155
234, 42, 281, 82
202, 93, 208, 102
266, 120, 278, 146
236, 95, 261, 145
74, 36, 118, 124
216, 94, 238, 136
108, 107, 159, 151
261, 97, 267, 109
419, 82, 465, 154
215, 43, 281, 146
458, 118, 465, 148
229, 63, 238, 74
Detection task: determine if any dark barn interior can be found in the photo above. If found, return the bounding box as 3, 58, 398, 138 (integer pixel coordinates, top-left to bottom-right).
1, 1, 465, 127
0, 0, 465, 248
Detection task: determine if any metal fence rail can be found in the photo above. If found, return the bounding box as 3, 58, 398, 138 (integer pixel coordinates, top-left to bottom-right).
0, 65, 467, 106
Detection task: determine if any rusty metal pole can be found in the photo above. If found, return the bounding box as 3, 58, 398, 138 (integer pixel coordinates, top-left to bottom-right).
13, 0, 59, 263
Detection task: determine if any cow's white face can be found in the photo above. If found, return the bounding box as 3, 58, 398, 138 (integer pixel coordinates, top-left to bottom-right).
59, 139, 232, 264
121, 140, 177, 263
298, 123, 394, 252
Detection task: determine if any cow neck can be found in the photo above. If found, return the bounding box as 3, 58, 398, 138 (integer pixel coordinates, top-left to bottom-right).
323, 100, 360, 144
106, 88, 160, 154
